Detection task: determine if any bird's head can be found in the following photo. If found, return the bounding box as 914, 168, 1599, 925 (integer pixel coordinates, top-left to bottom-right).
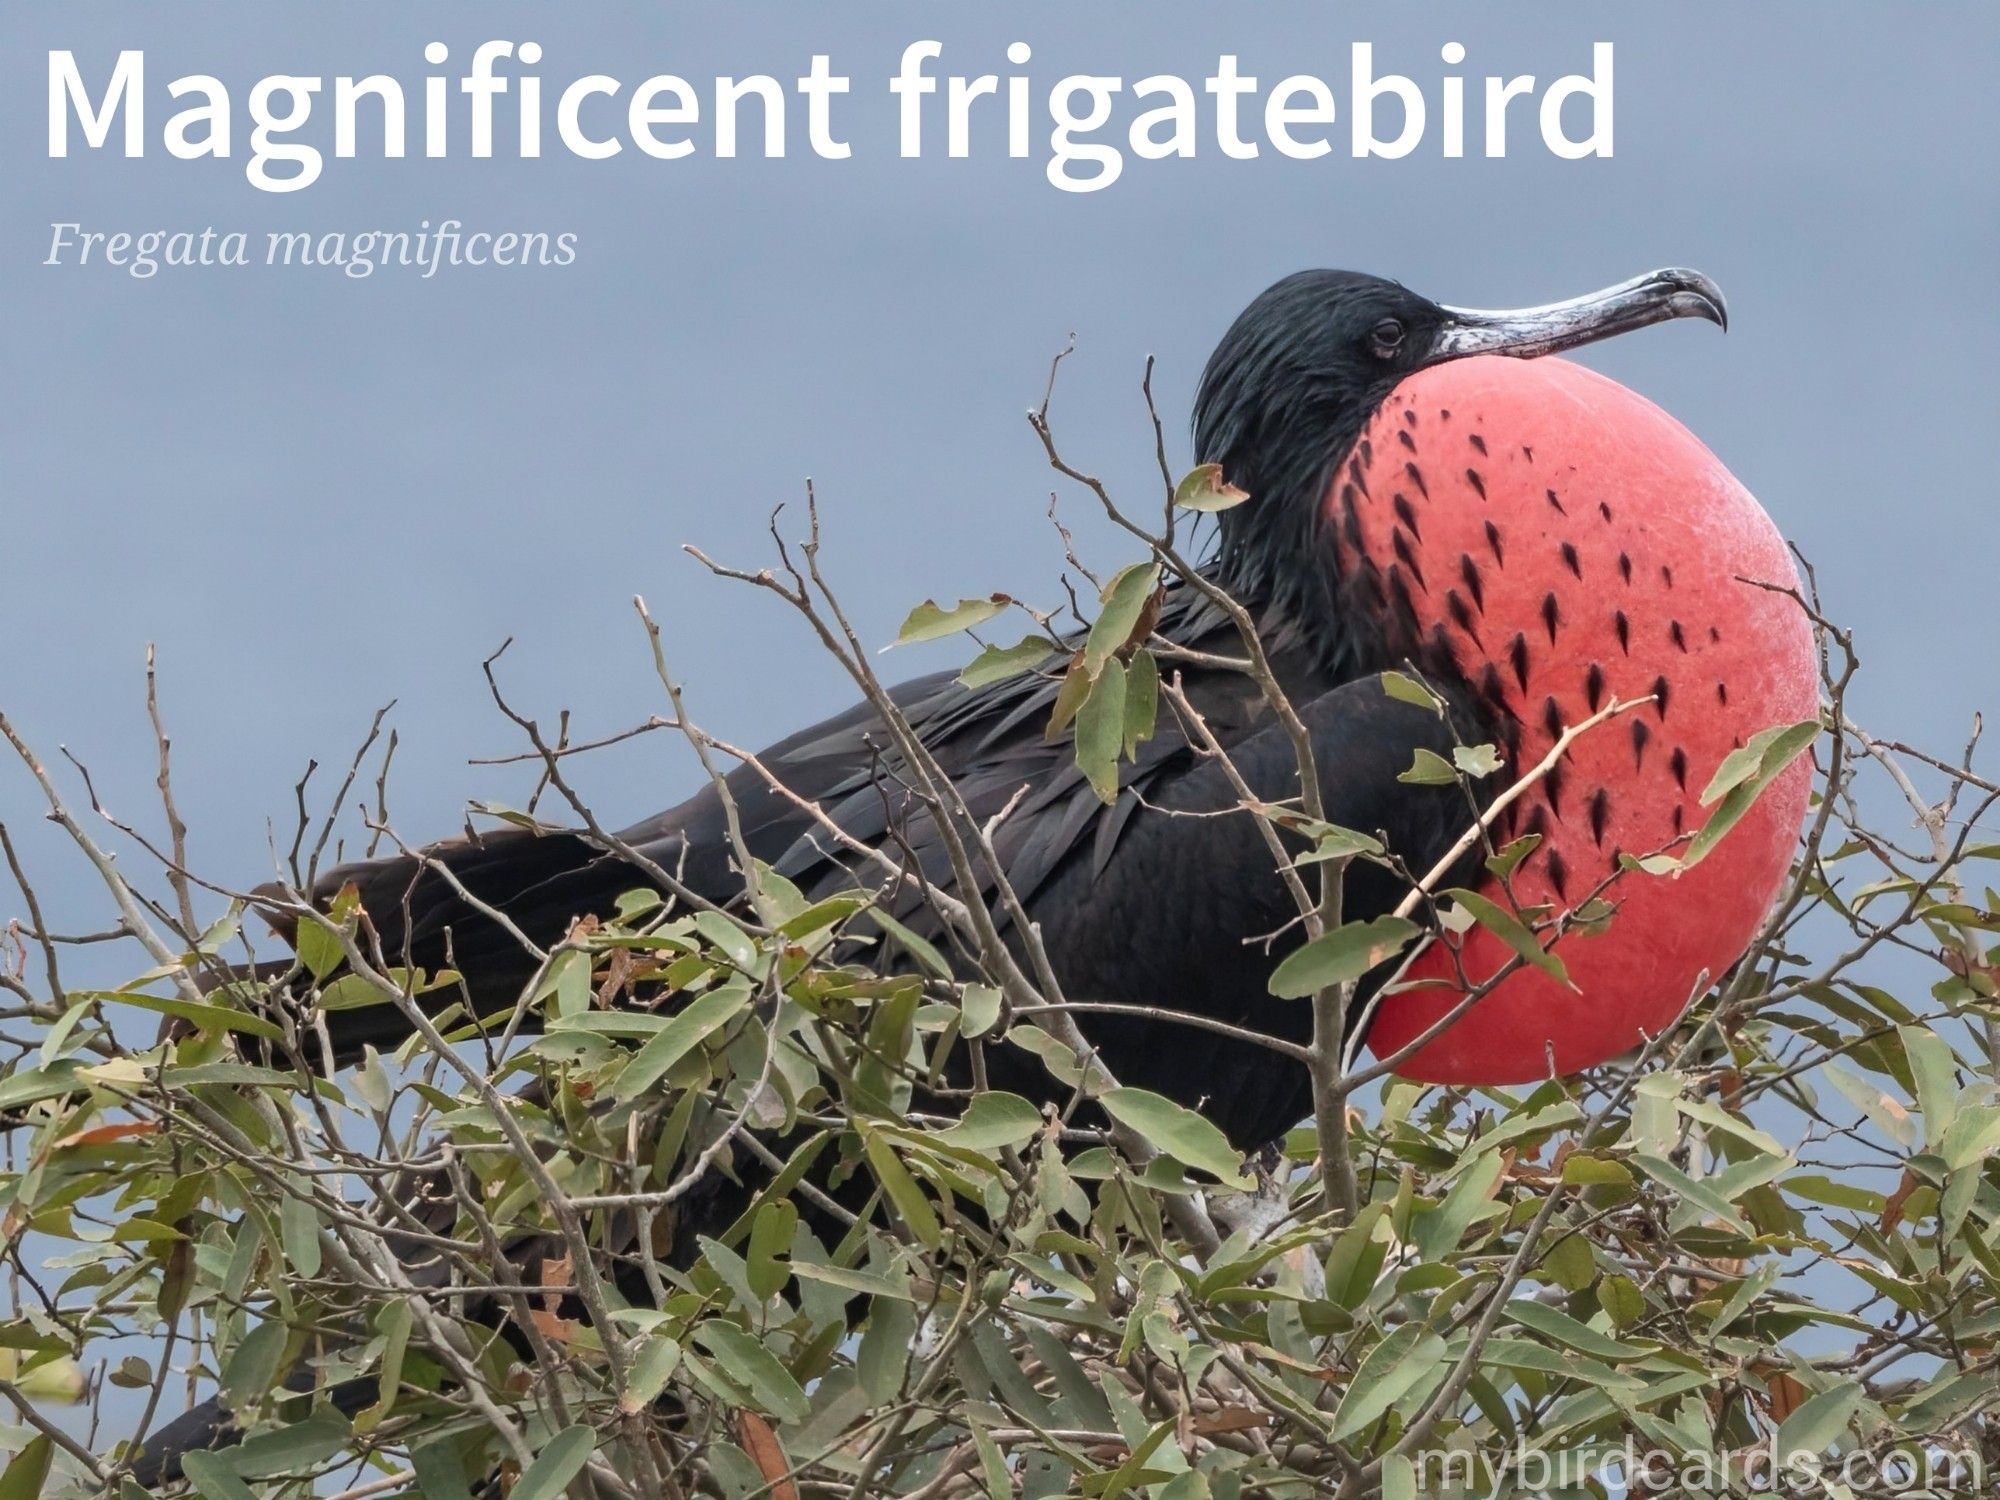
1192, 267, 1728, 644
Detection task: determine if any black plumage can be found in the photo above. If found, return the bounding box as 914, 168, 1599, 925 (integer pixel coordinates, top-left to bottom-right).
140, 266, 1730, 1479
288, 273, 1487, 1152
306, 593, 1481, 1153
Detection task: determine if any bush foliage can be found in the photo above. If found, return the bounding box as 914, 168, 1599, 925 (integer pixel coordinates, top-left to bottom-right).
0, 386, 1996, 1500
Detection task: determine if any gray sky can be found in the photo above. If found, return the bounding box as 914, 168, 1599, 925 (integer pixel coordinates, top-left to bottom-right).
3, 2, 1997, 957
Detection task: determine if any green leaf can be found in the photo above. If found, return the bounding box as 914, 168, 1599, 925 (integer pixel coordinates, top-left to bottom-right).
1631, 1071, 1682, 1155
1123, 649, 1160, 756
1479, 1339, 1640, 1392
1330, 1326, 1447, 1440
960, 636, 1055, 689
1321, 1202, 1393, 1309
1268, 915, 1422, 999
295, 916, 344, 981
940, 1091, 1045, 1150
1044, 655, 1093, 740
1503, 1300, 1643, 1361
864, 1129, 942, 1249
0, 1060, 88, 1110
280, 1184, 322, 1278
1700, 718, 1821, 806
620, 1335, 683, 1413
1940, 1105, 2000, 1173
1543, 1228, 1599, 1292
746, 1200, 798, 1301
1085, 563, 1160, 672
1467, 1099, 1584, 1159
857, 1296, 917, 1403
1075, 657, 1128, 803
511, 1425, 598, 1500
1707, 1261, 1780, 1335
319, 973, 396, 1011
1380, 671, 1444, 713
1597, 1273, 1646, 1329
1486, 832, 1542, 880
111, 1218, 186, 1244
1782, 1174, 1885, 1213
1295, 824, 1386, 865
1684, 718, 1819, 867
960, 983, 1003, 1038
157, 1240, 196, 1326
1822, 1060, 1917, 1149
1443, 887, 1573, 987
531, 948, 593, 1019
895, 595, 1009, 645
1100, 1088, 1248, 1187
1674, 1097, 1785, 1157
1899, 1023, 1962, 1147
0, 1436, 52, 1500
1006, 1023, 1100, 1093
1561, 1154, 1635, 1190
356, 1297, 411, 1430
1397, 747, 1459, 785
1632, 1153, 1752, 1236
1094, 1419, 1175, 1499
352, 1046, 392, 1115
409, 1437, 476, 1500
1172, 462, 1249, 512
612, 980, 754, 1102
788, 1261, 915, 1302
220, 1320, 290, 1414
230, 1413, 348, 1478
36, 999, 92, 1068
1415, 1149, 1504, 1258
99, 991, 284, 1042
694, 910, 757, 968
1453, 743, 1505, 778
181, 1453, 257, 1500
1775, 1380, 1863, 1462
159, 1062, 298, 1090
776, 893, 870, 940
865, 908, 954, 980
1623, 851, 1686, 877
692, 1323, 813, 1424
970, 1414, 1013, 1500
1381, 1453, 1418, 1500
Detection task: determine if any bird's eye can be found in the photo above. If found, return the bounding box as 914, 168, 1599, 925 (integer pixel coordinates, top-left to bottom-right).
1370, 319, 1407, 357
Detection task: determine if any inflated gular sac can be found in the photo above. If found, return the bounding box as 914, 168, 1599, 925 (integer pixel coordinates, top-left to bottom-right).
1339, 356, 1817, 1083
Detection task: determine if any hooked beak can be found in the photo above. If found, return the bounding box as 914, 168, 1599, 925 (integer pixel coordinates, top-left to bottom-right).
1432, 268, 1728, 362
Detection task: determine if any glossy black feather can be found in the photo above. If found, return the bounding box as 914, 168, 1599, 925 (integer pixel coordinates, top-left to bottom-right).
298, 583, 1487, 1149
139, 270, 1508, 1486
286, 274, 1502, 1147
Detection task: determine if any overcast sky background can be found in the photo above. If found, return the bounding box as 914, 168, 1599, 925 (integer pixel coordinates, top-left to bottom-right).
2, 3, 1996, 981
0, 0, 1995, 1462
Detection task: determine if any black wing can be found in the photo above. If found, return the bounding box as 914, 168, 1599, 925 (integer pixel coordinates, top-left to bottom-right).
282, 581, 1480, 1146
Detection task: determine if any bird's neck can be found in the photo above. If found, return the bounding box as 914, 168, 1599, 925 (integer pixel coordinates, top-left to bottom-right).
1206, 415, 1461, 692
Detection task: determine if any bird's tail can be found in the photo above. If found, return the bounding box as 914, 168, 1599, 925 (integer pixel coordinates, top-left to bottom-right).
252, 823, 666, 1064
136, 822, 749, 1485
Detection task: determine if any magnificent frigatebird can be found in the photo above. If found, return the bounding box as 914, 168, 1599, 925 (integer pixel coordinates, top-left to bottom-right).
256, 265, 1814, 1142
134, 267, 1820, 1482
